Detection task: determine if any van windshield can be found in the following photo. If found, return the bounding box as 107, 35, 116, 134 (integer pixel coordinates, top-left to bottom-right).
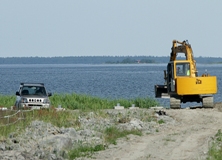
21, 86, 47, 96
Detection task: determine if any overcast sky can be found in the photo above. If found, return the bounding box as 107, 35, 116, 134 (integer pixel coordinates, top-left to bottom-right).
0, 1, 221, 57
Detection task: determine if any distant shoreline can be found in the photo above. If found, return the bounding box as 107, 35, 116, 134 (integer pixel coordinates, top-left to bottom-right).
0, 56, 221, 64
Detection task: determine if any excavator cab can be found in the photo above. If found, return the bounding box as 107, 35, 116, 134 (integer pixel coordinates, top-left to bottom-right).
162, 61, 191, 95
176, 63, 190, 77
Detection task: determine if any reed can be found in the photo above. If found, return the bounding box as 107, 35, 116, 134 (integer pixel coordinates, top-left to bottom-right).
50, 93, 159, 110
0, 93, 159, 109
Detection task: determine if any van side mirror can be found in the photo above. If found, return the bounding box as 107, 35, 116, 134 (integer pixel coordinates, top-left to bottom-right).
16, 91, 20, 96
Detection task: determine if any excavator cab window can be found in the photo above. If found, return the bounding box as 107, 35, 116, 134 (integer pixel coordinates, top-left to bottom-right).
176, 63, 190, 76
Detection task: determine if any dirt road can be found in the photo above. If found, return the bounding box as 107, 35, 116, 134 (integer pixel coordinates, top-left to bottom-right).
92, 105, 222, 160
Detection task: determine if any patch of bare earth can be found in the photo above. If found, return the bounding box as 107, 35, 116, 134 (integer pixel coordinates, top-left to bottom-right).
90, 103, 222, 160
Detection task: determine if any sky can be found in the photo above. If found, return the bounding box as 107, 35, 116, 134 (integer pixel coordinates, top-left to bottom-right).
0, 1, 222, 58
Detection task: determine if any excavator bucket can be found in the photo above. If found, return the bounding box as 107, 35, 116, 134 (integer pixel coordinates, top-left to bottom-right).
154, 85, 169, 98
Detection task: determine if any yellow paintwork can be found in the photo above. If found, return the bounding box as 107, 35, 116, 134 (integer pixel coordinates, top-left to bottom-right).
170, 40, 217, 96
176, 76, 217, 95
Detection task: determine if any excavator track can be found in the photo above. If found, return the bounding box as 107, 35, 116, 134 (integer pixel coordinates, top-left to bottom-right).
170, 97, 181, 109
202, 96, 214, 108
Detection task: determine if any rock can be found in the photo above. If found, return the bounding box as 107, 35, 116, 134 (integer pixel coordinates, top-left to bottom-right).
0, 144, 5, 151
129, 118, 143, 130
150, 106, 164, 110
129, 106, 139, 109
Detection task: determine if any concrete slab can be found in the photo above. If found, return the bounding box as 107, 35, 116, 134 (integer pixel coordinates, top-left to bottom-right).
129, 107, 139, 109
150, 106, 164, 110
114, 106, 124, 110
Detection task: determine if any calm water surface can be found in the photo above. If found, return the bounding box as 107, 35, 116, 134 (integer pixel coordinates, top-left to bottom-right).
0, 64, 221, 107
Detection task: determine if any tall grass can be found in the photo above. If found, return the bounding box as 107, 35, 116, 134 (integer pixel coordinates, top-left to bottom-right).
0, 93, 159, 109
50, 93, 159, 110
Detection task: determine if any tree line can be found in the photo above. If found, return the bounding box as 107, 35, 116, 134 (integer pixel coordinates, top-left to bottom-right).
0, 56, 221, 64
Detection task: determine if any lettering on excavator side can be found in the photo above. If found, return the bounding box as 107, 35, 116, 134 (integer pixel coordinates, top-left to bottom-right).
196, 79, 202, 84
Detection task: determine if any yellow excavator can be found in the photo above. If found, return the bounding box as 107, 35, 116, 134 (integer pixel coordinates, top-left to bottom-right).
155, 40, 217, 109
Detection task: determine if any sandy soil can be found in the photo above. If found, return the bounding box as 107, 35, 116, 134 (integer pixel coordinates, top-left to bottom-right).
91, 103, 222, 160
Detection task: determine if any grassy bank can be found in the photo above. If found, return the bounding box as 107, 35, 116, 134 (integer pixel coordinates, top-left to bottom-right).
0, 93, 159, 139
0, 108, 144, 159
0, 93, 159, 109
0, 94, 159, 159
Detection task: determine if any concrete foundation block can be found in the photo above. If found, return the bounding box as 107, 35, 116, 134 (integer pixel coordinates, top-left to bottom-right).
114, 106, 124, 110
150, 106, 164, 110
129, 107, 139, 109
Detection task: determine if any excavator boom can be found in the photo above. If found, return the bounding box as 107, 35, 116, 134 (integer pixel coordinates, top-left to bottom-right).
170, 40, 197, 77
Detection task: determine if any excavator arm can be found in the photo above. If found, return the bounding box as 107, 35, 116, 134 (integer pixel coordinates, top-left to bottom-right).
170, 40, 197, 77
